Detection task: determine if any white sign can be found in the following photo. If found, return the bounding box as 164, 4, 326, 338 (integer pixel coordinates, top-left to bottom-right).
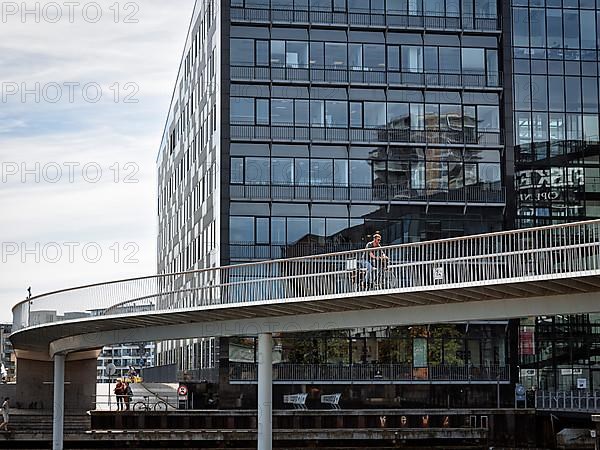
178, 385, 188, 396
433, 267, 444, 281
577, 378, 587, 389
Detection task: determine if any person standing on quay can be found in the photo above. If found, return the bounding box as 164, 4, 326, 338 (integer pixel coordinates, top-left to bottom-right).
0, 397, 10, 431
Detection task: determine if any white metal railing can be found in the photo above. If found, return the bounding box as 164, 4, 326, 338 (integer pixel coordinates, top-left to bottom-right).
12, 220, 600, 332
92, 393, 177, 412
228, 362, 509, 382
535, 390, 600, 411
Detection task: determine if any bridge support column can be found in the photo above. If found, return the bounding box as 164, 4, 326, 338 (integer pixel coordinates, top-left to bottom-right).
257, 332, 272, 450
53, 354, 65, 450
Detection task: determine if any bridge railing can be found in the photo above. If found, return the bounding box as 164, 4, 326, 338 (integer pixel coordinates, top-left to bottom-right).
535, 390, 600, 411
12, 220, 600, 332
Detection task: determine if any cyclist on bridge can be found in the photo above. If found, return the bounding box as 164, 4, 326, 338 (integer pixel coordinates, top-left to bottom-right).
364, 233, 388, 287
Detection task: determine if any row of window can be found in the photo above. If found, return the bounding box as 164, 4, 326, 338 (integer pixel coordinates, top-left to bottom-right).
513, 0, 600, 9
518, 204, 599, 219
514, 49, 600, 65
514, 113, 600, 145
231, 39, 499, 75
514, 75, 600, 113
230, 98, 501, 131
512, 8, 600, 49
513, 59, 600, 77
231, 0, 497, 17
234, 331, 506, 366
230, 151, 501, 188
229, 210, 502, 246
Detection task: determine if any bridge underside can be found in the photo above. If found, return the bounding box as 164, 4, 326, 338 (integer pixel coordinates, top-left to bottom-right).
10, 274, 600, 357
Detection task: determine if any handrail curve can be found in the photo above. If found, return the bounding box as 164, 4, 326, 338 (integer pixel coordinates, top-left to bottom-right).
12, 219, 600, 332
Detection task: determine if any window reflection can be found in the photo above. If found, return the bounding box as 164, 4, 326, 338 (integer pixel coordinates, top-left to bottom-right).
287, 217, 310, 244
286, 41, 309, 67
325, 43, 347, 68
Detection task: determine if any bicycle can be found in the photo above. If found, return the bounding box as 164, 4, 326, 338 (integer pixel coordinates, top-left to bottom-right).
371, 261, 399, 290
347, 259, 399, 291
133, 395, 168, 411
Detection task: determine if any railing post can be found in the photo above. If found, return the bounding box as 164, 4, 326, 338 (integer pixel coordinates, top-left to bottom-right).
587, 391, 590, 411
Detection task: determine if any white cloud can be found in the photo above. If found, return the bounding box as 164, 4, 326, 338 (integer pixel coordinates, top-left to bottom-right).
0, 0, 196, 322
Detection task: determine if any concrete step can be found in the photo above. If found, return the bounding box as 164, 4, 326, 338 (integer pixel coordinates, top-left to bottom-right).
9, 414, 90, 433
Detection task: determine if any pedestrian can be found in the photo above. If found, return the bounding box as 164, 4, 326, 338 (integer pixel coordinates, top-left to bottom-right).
364, 233, 388, 287
124, 382, 133, 411
114, 380, 124, 411
0, 397, 10, 431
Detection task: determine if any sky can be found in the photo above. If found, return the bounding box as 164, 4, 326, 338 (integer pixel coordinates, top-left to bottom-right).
0, 1, 196, 322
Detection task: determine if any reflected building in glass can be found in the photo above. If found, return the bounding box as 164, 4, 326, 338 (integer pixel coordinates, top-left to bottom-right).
511, 0, 600, 226
155, 0, 600, 403
226, 0, 506, 260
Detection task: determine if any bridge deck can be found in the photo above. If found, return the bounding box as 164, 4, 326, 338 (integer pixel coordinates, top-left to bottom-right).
10, 275, 600, 356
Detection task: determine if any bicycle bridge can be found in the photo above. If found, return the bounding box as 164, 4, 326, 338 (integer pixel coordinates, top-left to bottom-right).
10, 220, 600, 450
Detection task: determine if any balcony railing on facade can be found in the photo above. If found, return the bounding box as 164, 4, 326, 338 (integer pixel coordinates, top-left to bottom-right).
230, 183, 506, 204
230, 7, 501, 32
230, 124, 503, 146
231, 65, 503, 89
227, 242, 363, 261
228, 362, 509, 383
535, 390, 600, 412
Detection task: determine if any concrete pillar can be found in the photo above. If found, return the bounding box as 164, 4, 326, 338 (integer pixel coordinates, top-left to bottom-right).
592, 415, 599, 450
53, 354, 65, 450
258, 333, 272, 450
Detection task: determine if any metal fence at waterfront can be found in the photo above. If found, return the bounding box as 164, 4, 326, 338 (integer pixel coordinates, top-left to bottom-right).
228, 362, 509, 383
535, 390, 600, 412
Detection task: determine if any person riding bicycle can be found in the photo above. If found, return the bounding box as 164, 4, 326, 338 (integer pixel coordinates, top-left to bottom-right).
364, 233, 388, 286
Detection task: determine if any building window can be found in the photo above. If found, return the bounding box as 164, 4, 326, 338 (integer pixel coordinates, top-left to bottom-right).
230, 216, 255, 243
230, 38, 254, 65
231, 97, 255, 124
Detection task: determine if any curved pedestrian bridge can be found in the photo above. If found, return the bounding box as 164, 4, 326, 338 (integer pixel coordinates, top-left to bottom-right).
10, 219, 600, 356
10, 219, 600, 450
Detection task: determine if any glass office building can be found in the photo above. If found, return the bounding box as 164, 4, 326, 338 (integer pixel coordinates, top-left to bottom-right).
509, 0, 600, 390
155, 0, 600, 401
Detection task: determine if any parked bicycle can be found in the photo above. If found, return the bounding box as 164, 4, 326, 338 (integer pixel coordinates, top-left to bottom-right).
133, 395, 168, 412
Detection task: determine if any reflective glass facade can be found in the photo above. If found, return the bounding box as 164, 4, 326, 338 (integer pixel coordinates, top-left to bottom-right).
225, 0, 506, 261
512, 0, 600, 226
510, 0, 600, 390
